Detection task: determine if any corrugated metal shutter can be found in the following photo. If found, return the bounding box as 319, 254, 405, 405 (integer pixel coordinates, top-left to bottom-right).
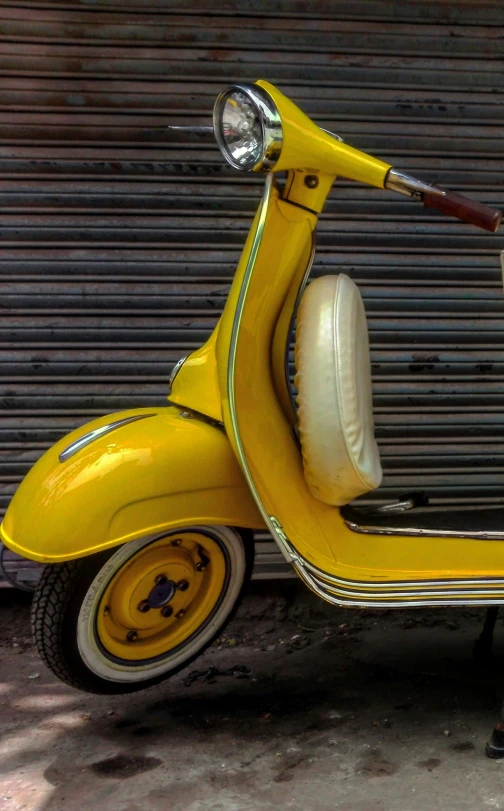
1, 0, 504, 583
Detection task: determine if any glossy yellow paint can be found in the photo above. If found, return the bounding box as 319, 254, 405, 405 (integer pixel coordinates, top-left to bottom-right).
270, 197, 316, 425
221, 181, 317, 465
168, 192, 285, 427
168, 205, 264, 422
0, 406, 264, 563
226, 174, 504, 588
256, 80, 391, 188
168, 324, 223, 423
97, 532, 226, 661
283, 169, 337, 214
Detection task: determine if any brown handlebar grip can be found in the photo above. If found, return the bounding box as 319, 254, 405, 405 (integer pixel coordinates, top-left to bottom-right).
423, 187, 502, 233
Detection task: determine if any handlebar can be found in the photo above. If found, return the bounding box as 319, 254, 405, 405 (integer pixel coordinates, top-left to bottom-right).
385, 169, 502, 233
168, 125, 502, 233
423, 187, 501, 233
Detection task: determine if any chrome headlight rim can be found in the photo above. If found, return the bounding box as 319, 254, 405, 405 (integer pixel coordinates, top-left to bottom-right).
213, 83, 283, 173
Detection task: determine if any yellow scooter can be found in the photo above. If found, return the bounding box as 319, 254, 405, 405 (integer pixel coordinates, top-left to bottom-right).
1, 82, 502, 696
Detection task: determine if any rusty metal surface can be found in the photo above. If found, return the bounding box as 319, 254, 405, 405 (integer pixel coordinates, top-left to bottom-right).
1, 0, 504, 582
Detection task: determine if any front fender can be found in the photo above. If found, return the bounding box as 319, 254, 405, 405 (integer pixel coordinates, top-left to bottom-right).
0, 406, 264, 563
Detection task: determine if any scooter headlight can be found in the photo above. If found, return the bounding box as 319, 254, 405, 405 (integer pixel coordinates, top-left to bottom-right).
213, 84, 282, 172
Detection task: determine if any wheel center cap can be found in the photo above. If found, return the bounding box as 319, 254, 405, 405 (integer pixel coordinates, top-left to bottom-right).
147, 579, 176, 608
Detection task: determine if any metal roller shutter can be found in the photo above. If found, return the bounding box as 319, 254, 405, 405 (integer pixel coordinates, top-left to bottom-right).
1, 0, 503, 583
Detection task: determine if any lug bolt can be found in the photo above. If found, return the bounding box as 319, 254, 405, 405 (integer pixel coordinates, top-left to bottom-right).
304, 174, 319, 189
177, 580, 189, 592
171, 539, 182, 547
103, 606, 110, 616
196, 562, 206, 572
161, 605, 174, 618
175, 609, 185, 619
127, 631, 138, 642
155, 574, 168, 586
138, 600, 151, 613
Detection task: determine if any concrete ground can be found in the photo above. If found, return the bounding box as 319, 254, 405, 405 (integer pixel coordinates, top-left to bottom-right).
2, 582, 504, 811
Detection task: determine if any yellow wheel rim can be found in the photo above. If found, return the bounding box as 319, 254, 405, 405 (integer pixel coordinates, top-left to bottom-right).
96, 532, 228, 662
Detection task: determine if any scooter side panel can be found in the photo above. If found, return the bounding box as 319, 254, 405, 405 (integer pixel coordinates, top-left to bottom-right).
0, 406, 264, 563
226, 177, 504, 597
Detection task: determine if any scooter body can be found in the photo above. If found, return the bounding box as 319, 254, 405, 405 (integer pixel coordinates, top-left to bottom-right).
2, 80, 503, 693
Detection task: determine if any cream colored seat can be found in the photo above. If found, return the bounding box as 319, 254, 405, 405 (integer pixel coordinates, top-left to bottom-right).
295, 274, 382, 506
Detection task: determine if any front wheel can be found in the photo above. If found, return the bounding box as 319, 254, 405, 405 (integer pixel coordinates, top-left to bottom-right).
31, 526, 253, 694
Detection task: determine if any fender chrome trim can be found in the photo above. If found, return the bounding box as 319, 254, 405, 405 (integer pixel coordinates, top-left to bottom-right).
59, 413, 157, 462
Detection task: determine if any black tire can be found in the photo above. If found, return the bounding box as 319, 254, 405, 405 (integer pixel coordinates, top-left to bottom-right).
31, 528, 254, 695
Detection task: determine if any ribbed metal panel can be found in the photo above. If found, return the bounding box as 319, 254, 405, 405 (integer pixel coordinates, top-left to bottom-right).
1, 0, 504, 583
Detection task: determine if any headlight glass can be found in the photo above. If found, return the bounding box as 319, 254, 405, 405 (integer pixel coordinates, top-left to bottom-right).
221, 90, 263, 169
213, 84, 282, 172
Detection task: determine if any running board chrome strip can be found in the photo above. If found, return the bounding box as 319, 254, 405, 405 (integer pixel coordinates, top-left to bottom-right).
270, 523, 504, 608
292, 559, 504, 608
277, 530, 504, 607
345, 519, 504, 542
298, 556, 504, 591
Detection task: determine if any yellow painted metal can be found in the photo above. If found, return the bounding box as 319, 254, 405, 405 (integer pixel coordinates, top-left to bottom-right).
225, 175, 504, 590
168, 206, 264, 422
0, 406, 264, 563
168, 324, 223, 423
271, 205, 315, 425
224, 178, 311, 463
97, 532, 225, 661
256, 80, 391, 188
284, 169, 337, 214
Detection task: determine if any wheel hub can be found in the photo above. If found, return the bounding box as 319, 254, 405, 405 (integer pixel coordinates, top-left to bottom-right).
147, 578, 176, 608
96, 531, 227, 661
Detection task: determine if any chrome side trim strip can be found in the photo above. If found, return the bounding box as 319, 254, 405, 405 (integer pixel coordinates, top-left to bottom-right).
59, 413, 156, 462
227, 176, 293, 566
345, 519, 504, 542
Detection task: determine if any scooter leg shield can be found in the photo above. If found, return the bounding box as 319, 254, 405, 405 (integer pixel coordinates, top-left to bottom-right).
0, 406, 264, 563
